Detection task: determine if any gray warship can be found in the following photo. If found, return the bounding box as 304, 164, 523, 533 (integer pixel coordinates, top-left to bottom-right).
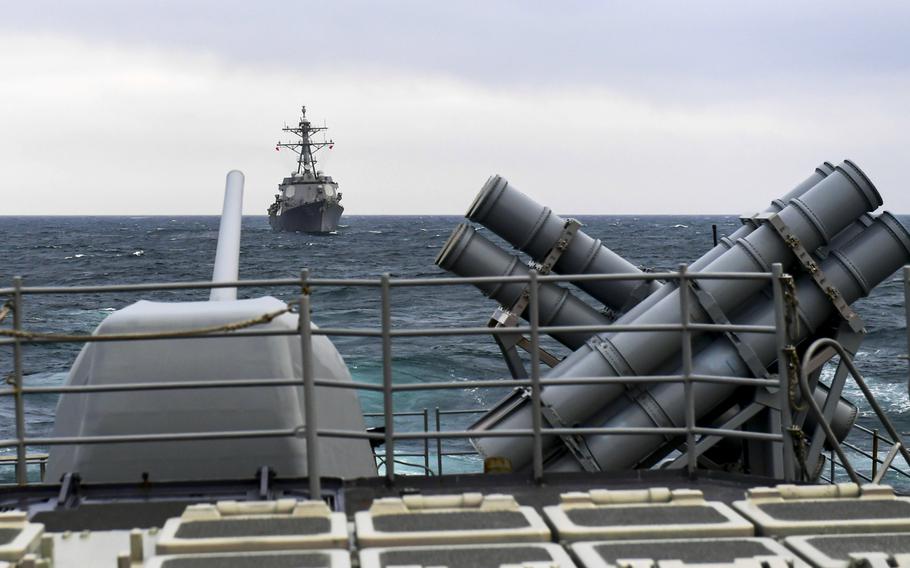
267, 106, 343, 233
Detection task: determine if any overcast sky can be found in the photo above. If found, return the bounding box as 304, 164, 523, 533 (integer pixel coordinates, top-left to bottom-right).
2, 1, 909, 215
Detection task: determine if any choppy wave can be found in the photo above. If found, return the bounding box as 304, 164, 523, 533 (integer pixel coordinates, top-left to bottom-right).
1, 214, 909, 477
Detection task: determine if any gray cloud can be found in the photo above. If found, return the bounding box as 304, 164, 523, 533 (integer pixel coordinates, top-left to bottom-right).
1, 2, 909, 215
5, 1, 909, 94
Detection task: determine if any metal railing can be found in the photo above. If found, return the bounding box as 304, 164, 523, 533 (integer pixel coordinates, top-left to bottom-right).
906, 266, 910, 381
0, 262, 886, 495
799, 337, 910, 486
0, 453, 47, 483
820, 427, 910, 487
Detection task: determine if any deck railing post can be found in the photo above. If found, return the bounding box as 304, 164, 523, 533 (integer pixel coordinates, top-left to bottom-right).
12, 277, 27, 486
381, 273, 395, 483
771, 263, 796, 481
435, 407, 442, 475
299, 269, 321, 499
904, 267, 910, 387
423, 408, 430, 474
872, 429, 880, 480
528, 270, 544, 483
678, 264, 697, 475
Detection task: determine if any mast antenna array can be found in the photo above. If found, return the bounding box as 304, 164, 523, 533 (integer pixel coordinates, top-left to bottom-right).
276, 106, 334, 175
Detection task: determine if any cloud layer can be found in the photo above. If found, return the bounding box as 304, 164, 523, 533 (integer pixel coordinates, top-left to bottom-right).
1, 2, 909, 215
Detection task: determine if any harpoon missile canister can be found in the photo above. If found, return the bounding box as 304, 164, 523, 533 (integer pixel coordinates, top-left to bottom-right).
472, 161, 882, 469
467, 175, 661, 311
547, 212, 910, 471
436, 223, 612, 349
593, 162, 837, 344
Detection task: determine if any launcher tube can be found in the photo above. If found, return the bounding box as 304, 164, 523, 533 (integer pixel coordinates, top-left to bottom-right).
472, 161, 882, 468
468, 176, 660, 311
436, 223, 613, 349
548, 212, 910, 471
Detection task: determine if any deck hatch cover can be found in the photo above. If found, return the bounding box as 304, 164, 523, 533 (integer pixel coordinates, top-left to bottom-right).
380, 546, 552, 568
803, 533, 910, 557
160, 551, 332, 567
371, 511, 530, 532
592, 539, 775, 563
566, 505, 726, 527
175, 517, 331, 539
757, 500, 910, 521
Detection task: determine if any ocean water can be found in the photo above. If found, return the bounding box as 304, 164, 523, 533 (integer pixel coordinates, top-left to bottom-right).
0, 215, 908, 483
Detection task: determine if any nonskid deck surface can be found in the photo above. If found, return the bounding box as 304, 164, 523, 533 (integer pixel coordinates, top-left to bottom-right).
6, 470, 771, 531
1, 471, 910, 566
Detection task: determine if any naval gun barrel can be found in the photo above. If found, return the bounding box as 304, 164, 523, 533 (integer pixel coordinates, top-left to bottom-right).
472, 160, 882, 468
547, 211, 910, 471
210, 170, 245, 302
467, 176, 660, 312
436, 223, 613, 350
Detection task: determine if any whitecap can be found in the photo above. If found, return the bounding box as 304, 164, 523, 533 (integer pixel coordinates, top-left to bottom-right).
101, 307, 116, 312
672, 224, 689, 229
328, 231, 338, 235
131, 250, 145, 257
369, 230, 383, 234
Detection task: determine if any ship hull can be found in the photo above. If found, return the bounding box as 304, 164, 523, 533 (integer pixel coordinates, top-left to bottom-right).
270, 201, 344, 233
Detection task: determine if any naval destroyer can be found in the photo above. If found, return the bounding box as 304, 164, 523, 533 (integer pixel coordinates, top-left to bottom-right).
267, 106, 344, 233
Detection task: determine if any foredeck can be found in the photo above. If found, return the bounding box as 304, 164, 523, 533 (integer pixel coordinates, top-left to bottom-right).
0, 471, 909, 566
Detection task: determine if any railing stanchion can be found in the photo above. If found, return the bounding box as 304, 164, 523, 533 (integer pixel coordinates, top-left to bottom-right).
872, 429, 880, 480
299, 270, 321, 500
772, 263, 796, 481
423, 408, 430, 474
435, 407, 442, 475
679, 265, 697, 475
904, 267, 910, 385
12, 277, 27, 486
528, 270, 544, 483
381, 273, 395, 483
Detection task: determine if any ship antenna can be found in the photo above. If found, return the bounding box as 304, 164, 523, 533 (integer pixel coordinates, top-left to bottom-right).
275, 105, 334, 178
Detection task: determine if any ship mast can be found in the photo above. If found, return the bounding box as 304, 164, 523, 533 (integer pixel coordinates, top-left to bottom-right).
276, 106, 334, 176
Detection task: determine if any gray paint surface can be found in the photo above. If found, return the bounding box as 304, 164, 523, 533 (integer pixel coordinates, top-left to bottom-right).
473, 161, 884, 470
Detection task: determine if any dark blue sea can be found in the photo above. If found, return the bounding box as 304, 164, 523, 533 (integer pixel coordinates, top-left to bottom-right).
1, 215, 908, 484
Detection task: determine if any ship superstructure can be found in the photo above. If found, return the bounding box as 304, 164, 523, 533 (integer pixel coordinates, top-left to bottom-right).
268, 106, 343, 233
